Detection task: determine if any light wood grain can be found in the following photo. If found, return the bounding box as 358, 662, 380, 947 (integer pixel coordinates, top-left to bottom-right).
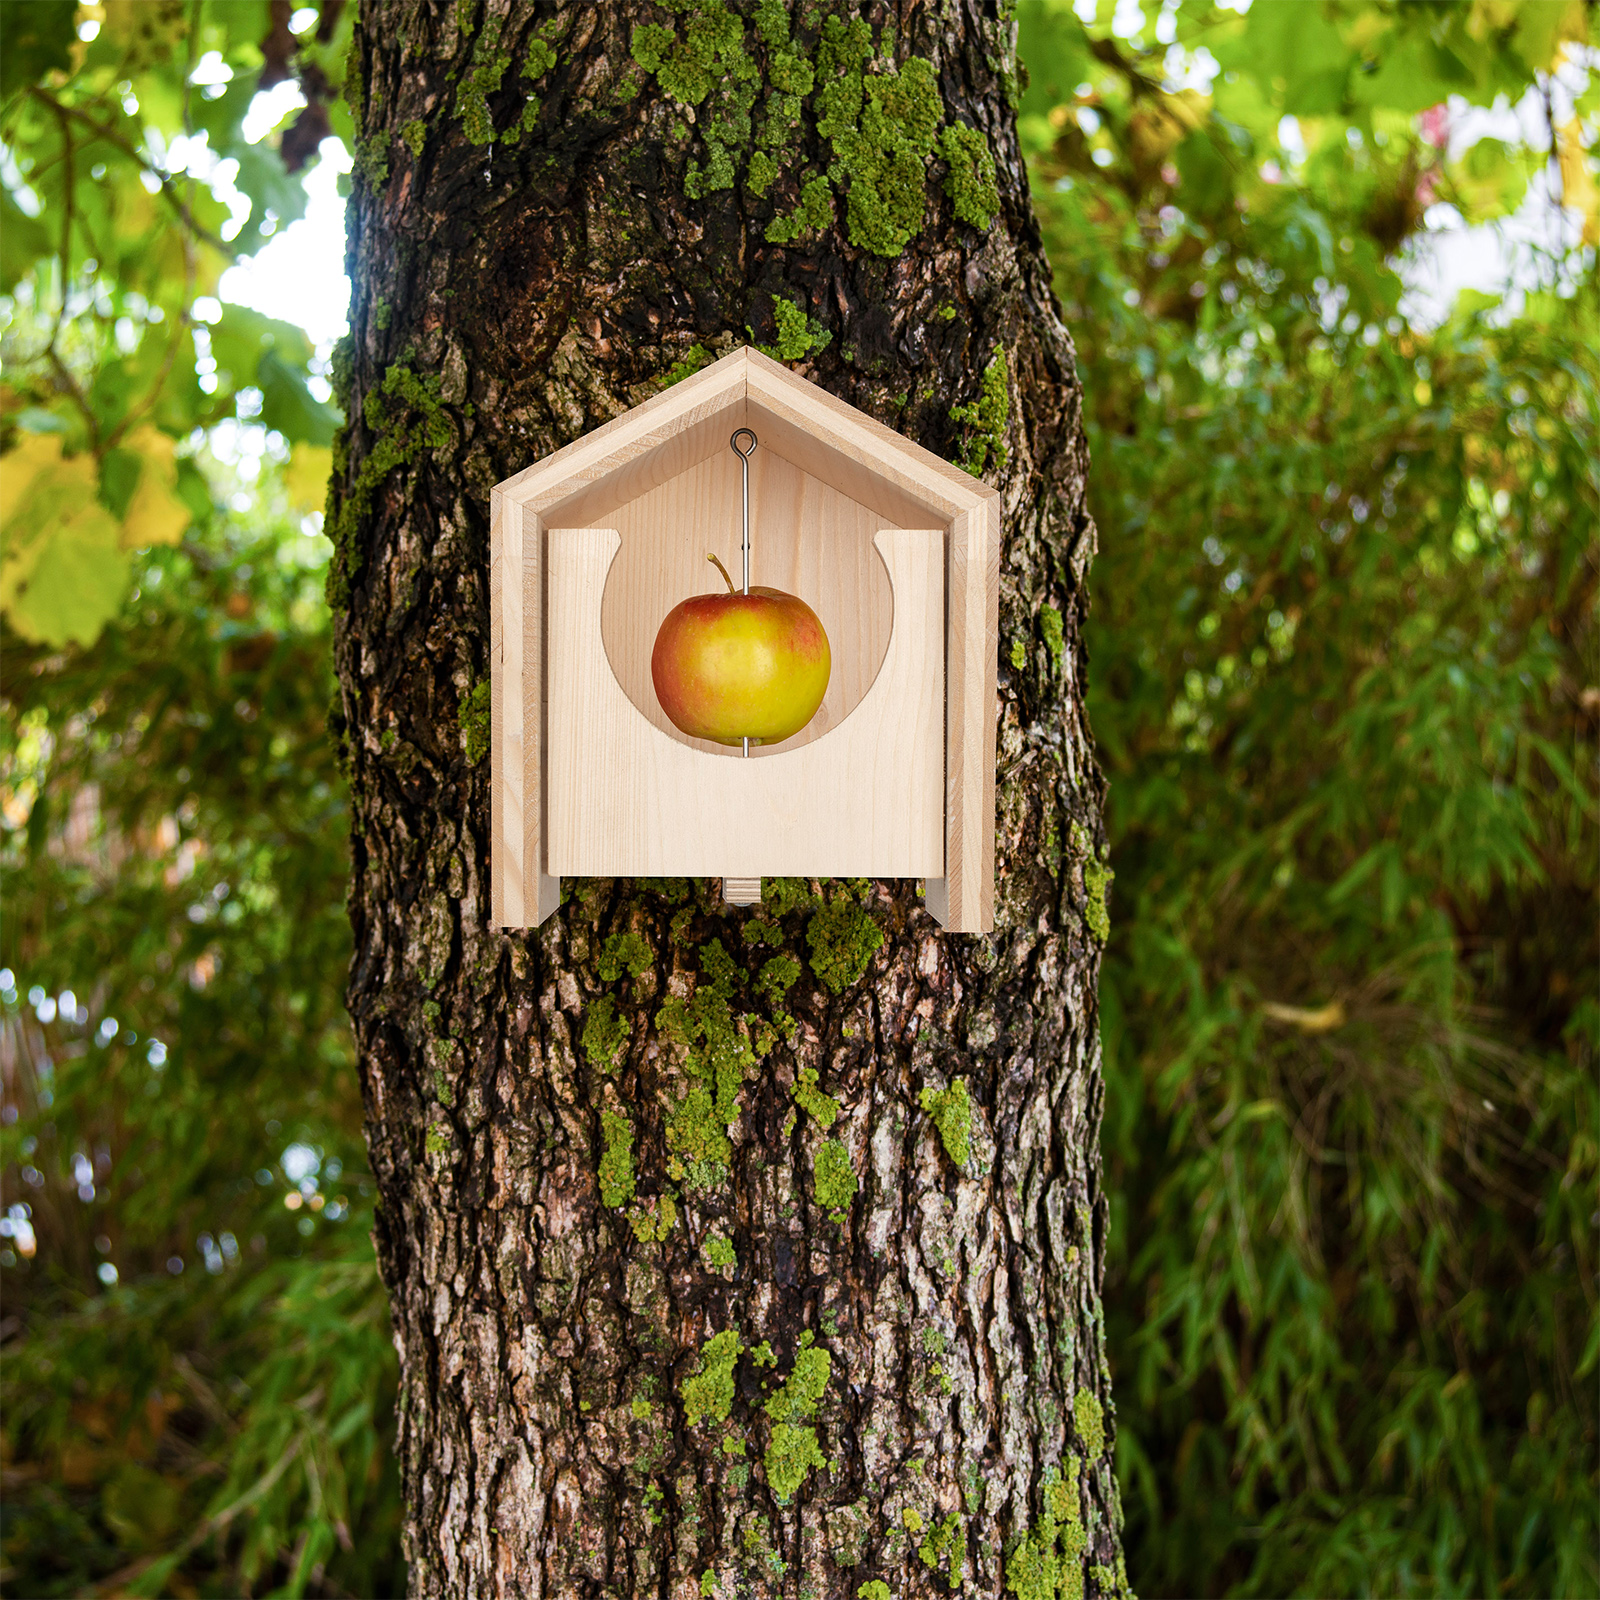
523, 501, 561, 925
489, 488, 511, 926
597, 444, 895, 758
546, 528, 945, 879
496, 355, 748, 516
923, 503, 1000, 933
744, 347, 996, 526
491, 488, 525, 925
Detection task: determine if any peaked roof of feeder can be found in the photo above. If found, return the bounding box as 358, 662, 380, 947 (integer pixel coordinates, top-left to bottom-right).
491, 344, 1000, 529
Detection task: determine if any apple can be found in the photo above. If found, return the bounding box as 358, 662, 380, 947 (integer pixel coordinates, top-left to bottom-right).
652, 554, 831, 746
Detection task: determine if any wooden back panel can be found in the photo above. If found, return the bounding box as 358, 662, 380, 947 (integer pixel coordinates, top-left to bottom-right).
548, 528, 945, 877
594, 444, 897, 757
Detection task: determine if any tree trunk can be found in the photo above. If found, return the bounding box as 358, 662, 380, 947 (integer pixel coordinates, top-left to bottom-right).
331, 2, 1122, 1595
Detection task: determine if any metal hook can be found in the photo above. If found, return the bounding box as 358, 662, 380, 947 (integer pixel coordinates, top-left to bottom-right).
729, 429, 756, 598
729, 429, 758, 758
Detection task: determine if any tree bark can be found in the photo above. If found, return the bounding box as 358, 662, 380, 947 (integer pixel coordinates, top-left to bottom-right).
331, 2, 1122, 1595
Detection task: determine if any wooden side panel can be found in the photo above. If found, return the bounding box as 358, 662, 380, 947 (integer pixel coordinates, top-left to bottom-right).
490, 487, 523, 926
546, 529, 945, 878
523, 504, 561, 926
925, 501, 1000, 934
490, 489, 504, 925
595, 446, 896, 758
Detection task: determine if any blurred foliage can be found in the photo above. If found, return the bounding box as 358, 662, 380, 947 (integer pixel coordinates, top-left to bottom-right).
1, 4, 398, 1597
3, 1, 1597, 1598
0, 0, 347, 649
0, 472, 401, 1595
1017, 0, 1598, 1594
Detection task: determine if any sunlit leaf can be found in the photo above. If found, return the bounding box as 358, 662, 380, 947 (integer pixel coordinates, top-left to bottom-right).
285, 443, 333, 512
118, 427, 193, 549
0, 435, 128, 646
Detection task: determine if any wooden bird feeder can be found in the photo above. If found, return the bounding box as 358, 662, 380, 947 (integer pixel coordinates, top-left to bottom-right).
488, 346, 999, 932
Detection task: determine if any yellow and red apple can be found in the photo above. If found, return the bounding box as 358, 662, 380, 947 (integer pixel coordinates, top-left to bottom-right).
652, 555, 831, 746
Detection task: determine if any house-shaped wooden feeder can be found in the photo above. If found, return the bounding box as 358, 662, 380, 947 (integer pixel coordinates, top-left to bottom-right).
488, 345, 999, 933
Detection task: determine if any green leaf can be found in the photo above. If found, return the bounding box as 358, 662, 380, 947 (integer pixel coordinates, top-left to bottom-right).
0, 188, 52, 293
1451, 137, 1530, 222
1175, 130, 1232, 215
210, 303, 315, 385
0, 0, 77, 101
1, 490, 129, 649
257, 349, 342, 446
1015, 0, 1091, 121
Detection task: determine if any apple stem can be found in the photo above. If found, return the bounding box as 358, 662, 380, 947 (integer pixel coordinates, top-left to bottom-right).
706, 552, 736, 594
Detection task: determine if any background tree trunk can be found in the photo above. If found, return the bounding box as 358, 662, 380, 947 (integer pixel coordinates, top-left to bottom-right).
331, 2, 1122, 1594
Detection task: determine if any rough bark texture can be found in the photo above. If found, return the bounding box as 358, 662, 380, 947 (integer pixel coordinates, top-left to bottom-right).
331, 2, 1122, 1595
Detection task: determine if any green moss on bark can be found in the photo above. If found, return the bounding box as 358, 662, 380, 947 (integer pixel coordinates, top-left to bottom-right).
1005, 1461, 1088, 1600
762, 1339, 832, 1502
631, 1, 758, 198
629, 1192, 677, 1242
459, 678, 490, 765
756, 952, 801, 1006
919, 1512, 968, 1580
326, 362, 451, 610
919, 1078, 972, 1168
1040, 604, 1065, 663
1073, 1389, 1106, 1459
456, 15, 511, 145
759, 294, 833, 362
522, 37, 556, 79
599, 1109, 636, 1208
812, 1138, 857, 1220
662, 343, 713, 386
599, 930, 653, 984
764, 1422, 826, 1502
815, 20, 943, 256
807, 896, 883, 993
950, 348, 1010, 478
765, 172, 833, 243
1083, 858, 1111, 943
582, 994, 628, 1073
657, 939, 756, 1188
681, 1328, 743, 1428
792, 1066, 839, 1129
938, 121, 1000, 230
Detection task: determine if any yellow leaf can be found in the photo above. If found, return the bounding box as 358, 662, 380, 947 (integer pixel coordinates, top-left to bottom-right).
1467, 0, 1520, 37
284, 443, 333, 513
1260, 999, 1347, 1033
0, 432, 67, 530
1557, 119, 1599, 247
1128, 89, 1209, 171
118, 426, 190, 548
1, 436, 127, 647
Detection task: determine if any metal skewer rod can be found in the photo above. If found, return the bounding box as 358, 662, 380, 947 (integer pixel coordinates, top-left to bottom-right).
730, 428, 758, 759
